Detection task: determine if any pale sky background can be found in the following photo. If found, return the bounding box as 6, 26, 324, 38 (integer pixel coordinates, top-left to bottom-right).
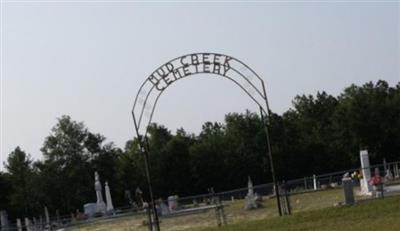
1, 1, 399, 169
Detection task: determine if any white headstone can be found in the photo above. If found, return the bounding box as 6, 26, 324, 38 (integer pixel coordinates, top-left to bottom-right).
16, 218, 22, 231
32, 217, 37, 230
159, 201, 170, 215
394, 164, 400, 179
0, 210, 8, 230
94, 172, 106, 213
247, 176, 254, 196
84, 203, 97, 217
313, 174, 317, 190
385, 169, 394, 182
245, 176, 258, 210
360, 150, 372, 195
24, 218, 31, 231
168, 195, 178, 211
105, 181, 114, 213
44, 206, 50, 229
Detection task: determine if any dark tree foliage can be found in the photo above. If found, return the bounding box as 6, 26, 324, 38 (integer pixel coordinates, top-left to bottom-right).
1, 80, 399, 220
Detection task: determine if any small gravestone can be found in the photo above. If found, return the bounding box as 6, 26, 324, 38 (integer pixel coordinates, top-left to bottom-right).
160, 201, 170, 215
193, 199, 199, 207
394, 164, 400, 179
24, 218, 31, 231
135, 187, 144, 208
245, 176, 260, 210
32, 217, 37, 230
0, 210, 9, 231
168, 195, 179, 211
313, 174, 317, 190
385, 169, 394, 182
371, 168, 383, 198
16, 218, 22, 231
84, 203, 97, 218
125, 190, 135, 208
44, 206, 50, 229
342, 175, 355, 205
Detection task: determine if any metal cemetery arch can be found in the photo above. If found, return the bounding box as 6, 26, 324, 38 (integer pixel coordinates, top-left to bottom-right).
132, 53, 281, 231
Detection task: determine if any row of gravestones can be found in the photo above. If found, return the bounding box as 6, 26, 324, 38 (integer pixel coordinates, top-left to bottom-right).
0, 207, 52, 231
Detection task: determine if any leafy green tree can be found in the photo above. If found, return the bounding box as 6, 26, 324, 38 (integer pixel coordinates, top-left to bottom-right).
38, 116, 97, 213
333, 80, 400, 164
189, 122, 231, 192
158, 128, 195, 196
4, 147, 37, 217
0, 172, 11, 211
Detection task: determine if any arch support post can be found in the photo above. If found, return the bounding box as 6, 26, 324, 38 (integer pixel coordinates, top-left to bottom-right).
259, 93, 282, 216
140, 138, 160, 231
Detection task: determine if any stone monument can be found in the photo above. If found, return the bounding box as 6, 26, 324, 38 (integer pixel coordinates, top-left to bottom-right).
385, 169, 394, 182
342, 175, 355, 205
245, 176, 260, 210
313, 174, 318, 190
0, 210, 9, 231
83, 203, 97, 217
16, 218, 22, 231
24, 218, 31, 231
44, 206, 50, 230
394, 164, 400, 179
157, 199, 170, 216
360, 150, 372, 195
105, 181, 114, 213
168, 195, 179, 211
94, 171, 106, 214
135, 187, 144, 208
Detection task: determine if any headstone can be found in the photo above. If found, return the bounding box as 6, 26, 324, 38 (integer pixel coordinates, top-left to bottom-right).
193, 199, 199, 207
105, 181, 114, 213
385, 169, 394, 182
70, 213, 76, 222
39, 216, 43, 231
371, 168, 383, 198
83, 203, 97, 218
159, 201, 170, 215
313, 174, 317, 190
44, 206, 50, 229
135, 187, 144, 208
394, 164, 400, 179
33, 217, 37, 230
168, 195, 179, 211
360, 150, 372, 195
24, 217, 31, 231
94, 171, 106, 214
16, 218, 22, 231
342, 176, 355, 205
245, 176, 259, 210
0, 210, 9, 231
124, 190, 134, 207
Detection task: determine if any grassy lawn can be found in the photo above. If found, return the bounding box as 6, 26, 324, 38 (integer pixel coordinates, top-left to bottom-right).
197, 196, 400, 231
73, 189, 398, 231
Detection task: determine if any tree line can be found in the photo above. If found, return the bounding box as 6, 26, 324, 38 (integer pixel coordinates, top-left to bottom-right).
1, 80, 399, 220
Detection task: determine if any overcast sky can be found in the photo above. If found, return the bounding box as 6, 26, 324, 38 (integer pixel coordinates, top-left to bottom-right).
1, 1, 399, 168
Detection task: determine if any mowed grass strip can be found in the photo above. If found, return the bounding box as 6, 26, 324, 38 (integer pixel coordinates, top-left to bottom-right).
196, 195, 400, 231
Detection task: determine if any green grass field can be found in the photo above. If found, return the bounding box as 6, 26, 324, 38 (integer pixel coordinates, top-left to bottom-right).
73, 189, 399, 231
198, 196, 400, 231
